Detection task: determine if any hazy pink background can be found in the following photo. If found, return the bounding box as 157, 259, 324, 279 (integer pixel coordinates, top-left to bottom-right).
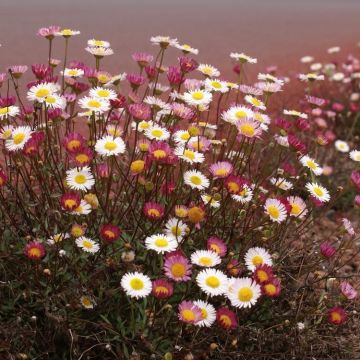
0, 0, 360, 78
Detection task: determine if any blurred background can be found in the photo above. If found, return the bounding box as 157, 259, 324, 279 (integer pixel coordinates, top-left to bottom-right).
0, 0, 359, 77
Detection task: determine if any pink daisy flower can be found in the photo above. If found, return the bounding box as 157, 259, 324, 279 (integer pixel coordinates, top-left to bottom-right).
236, 118, 262, 139
209, 161, 233, 179
164, 252, 192, 282
178, 301, 202, 324
128, 103, 151, 121
339, 281, 358, 300
143, 202, 165, 221
216, 307, 238, 329
25, 241, 46, 260
152, 279, 174, 299
207, 237, 227, 257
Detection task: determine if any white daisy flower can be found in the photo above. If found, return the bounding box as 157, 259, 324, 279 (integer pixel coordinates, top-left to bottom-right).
327, 46, 340, 54
298, 73, 324, 82
230, 52, 257, 64
78, 96, 110, 113
196, 269, 228, 297
145, 234, 178, 254
257, 73, 284, 85
0, 125, 14, 140
226, 277, 261, 308
231, 185, 254, 204
56, 28, 80, 37
300, 56, 314, 63
173, 130, 192, 144
132, 120, 154, 133
244, 247, 273, 272
350, 150, 360, 162
204, 78, 229, 93
305, 182, 330, 202
174, 146, 205, 164
87, 39, 111, 48
75, 236, 100, 253
194, 300, 216, 327
300, 155, 323, 175
43, 94, 67, 109
80, 295, 96, 309
95, 135, 126, 156
66, 166, 95, 192
165, 218, 187, 240
332, 72, 345, 81
144, 125, 170, 141
0, 106, 20, 119
244, 95, 266, 110
191, 250, 221, 267
106, 124, 123, 137
5, 126, 32, 152
183, 89, 213, 107
283, 109, 308, 119
121, 272, 152, 299
85, 46, 114, 57
221, 105, 254, 125
150, 35, 179, 48
175, 43, 199, 54
264, 198, 287, 223
47, 232, 70, 245
201, 194, 220, 208
63, 68, 84, 78
270, 177, 293, 191
71, 199, 92, 216
310, 63, 322, 71
287, 196, 308, 219
197, 64, 220, 77
184, 170, 210, 190
144, 96, 171, 110
89, 87, 117, 101
334, 140, 350, 153
27, 82, 60, 102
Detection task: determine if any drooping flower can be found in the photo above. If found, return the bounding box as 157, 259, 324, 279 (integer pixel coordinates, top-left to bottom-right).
152, 279, 174, 299
216, 307, 238, 329
320, 242, 336, 258
207, 237, 227, 257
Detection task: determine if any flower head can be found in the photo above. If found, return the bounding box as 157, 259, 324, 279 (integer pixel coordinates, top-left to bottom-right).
121, 272, 152, 299
178, 301, 202, 324
25, 241, 46, 260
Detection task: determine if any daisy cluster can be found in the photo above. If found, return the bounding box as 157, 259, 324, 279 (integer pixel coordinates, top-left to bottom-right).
0, 27, 359, 354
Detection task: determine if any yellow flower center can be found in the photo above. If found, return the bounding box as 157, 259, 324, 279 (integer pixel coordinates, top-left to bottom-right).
267, 205, 280, 219
154, 237, 169, 248
29, 248, 41, 257
171, 263, 186, 277
148, 209, 160, 217
183, 150, 195, 160
251, 98, 262, 107
235, 110, 247, 119
35, 88, 50, 98
139, 121, 150, 130
190, 175, 202, 185
206, 276, 220, 288
227, 181, 240, 193
155, 286, 169, 295
87, 99, 101, 108
151, 129, 164, 138
67, 139, 81, 151
257, 270, 269, 282
210, 244, 220, 254
291, 203, 301, 215
0, 107, 9, 115
199, 257, 213, 266
62, 29, 73, 36
239, 123, 255, 137
182, 309, 195, 321
215, 168, 228, 177
74, 174, 87, 184
67, 69, 79, 76
75, 153, 90, 164
1, 129, 12, 139
13, 133, 26, 145
219, 315, 231, 327
104, 230, 115, 239
264, 283, 277, 295
200, 308, 208, 319
171, 226, 182, 237
65, 199, 77, 208
331, 312, 341, 323
82, 240, 93, 249
130, 278, 144, 290
313, 187, 324, 197
306, 160, 317, 170
211, 81, 222, 89
45, 96, 57, 104
192, 91, 204, 100
238, 287, 253, 302
82, 297, 92, 306
130, 160, 145, 173
252, 255, 263, 266
96, 89, 110, 97
180, 132, 190, 140
104, 141, 117, 151
153, 149, 166, 159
